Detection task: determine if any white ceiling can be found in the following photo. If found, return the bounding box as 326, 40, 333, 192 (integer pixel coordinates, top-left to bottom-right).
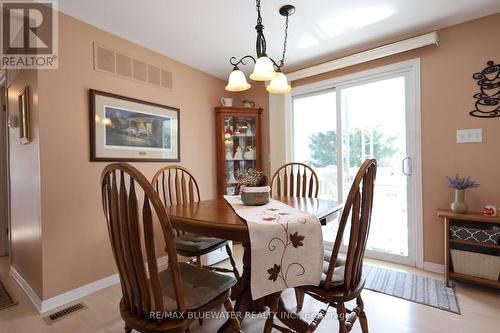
58, 0, 500, 79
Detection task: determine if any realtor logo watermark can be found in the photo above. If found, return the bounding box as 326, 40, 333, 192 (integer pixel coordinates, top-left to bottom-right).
1, 0, 58, 69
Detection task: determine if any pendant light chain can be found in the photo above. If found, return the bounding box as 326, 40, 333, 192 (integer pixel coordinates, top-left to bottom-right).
279, 14, 289, 70
256, 0, 262, 24
255, 0, 267, 57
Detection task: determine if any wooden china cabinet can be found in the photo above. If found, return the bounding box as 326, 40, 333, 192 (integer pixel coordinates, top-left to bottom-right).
215, 107, 262, 197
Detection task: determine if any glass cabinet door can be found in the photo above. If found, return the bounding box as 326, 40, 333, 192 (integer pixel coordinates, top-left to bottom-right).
223, 115, 258, 195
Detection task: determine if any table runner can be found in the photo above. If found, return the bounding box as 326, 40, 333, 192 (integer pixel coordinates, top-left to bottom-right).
224, 196, 324, 300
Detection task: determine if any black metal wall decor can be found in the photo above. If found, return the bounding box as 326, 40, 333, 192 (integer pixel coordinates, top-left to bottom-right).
470, 60, 500, 118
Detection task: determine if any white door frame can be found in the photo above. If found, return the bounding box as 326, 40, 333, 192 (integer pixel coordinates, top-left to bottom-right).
0, 70, 9, 257
272, 58, 423, 269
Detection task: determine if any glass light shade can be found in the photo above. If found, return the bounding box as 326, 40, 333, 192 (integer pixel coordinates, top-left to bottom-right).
250, 56, 278, 81
266, 72, 291, 94
225, 69, 251, 92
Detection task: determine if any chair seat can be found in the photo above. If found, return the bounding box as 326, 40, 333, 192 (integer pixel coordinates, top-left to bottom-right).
158, 262, 236, 311
320, 249, 346, 287
175, 233, 228, 254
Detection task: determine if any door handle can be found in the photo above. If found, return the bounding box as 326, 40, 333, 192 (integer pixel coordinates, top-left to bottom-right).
402, 157, 412, 176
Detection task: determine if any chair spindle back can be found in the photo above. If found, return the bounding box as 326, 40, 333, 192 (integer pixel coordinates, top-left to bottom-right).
271, 162, 319, 198
151, 165, 201, 207
101, 163, 187, 316
151, 166, 201, 237
323, 159, 377, 291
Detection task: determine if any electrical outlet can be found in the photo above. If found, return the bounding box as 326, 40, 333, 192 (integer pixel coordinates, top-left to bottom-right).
456, 128, 482, 143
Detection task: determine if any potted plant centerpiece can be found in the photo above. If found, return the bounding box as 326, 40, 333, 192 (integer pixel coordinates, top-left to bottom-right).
447, 174, 480, 214
237, 169, 270, 206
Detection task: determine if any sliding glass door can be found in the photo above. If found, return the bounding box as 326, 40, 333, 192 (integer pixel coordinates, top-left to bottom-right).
340, 76, 411, 263
292, 89, 339, 202
291, 63, 420, 266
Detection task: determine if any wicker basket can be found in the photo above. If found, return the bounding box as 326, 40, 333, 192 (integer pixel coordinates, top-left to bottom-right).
451, 249, 500, 281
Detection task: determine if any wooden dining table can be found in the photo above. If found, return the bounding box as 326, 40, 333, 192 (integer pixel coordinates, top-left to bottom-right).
167, 196, 342, 331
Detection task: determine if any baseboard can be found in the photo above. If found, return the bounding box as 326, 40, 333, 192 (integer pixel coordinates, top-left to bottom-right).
41, 272, 120, 313
423, 261, 445, 274
10, 255, 169, 314
9, 266, 43, 313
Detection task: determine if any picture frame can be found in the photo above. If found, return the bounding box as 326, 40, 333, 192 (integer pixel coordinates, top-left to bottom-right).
18, 86, 31, 145
89, 89, 180, 162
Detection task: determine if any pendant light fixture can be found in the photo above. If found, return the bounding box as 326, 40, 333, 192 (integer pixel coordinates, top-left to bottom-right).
225, 1, 295, 94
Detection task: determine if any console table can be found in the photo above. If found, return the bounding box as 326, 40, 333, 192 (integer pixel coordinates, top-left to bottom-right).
437, 209, 500, 289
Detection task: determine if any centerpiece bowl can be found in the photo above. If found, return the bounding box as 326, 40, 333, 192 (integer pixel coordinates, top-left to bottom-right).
241, 185, 270, 206
237, 169, 269, 206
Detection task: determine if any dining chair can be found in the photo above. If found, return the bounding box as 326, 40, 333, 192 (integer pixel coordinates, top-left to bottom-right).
264, 159, 377, 333
270, 162, 319, 198
271, 162, 320, 308
101, 163, 241, 333
151, 165, 240, 279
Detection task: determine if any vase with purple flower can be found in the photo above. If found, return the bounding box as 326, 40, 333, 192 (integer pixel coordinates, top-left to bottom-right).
447, 174, 480, 214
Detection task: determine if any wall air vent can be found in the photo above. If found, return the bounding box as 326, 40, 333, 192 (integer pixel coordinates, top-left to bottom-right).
161, 69, 173, 89
132, 59, 147, 82
93, 42, 173, 90
147, 65, 161, 86
115, 53, 132, 78
95, 46, 115, 73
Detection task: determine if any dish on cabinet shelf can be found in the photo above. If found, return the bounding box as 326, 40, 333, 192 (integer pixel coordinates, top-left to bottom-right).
233, 146, 244, 160
243, 146, 256, 160
227, 170, 238, 184
225, 147, 233, 160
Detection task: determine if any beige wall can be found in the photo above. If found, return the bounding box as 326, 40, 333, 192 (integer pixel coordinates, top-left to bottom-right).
7, 70, 43, 296
29, 12, 229, 299
293, 13, 500, 265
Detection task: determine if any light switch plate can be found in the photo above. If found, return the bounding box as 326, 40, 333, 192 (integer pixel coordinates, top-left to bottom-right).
457, 128, 482, 143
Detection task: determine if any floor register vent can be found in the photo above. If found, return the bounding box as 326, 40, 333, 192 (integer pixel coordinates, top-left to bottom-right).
43, 303, 87, 325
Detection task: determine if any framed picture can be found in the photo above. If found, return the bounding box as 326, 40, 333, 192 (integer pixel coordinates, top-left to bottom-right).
18, 86, 31, 145
89, 89, 180, 162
